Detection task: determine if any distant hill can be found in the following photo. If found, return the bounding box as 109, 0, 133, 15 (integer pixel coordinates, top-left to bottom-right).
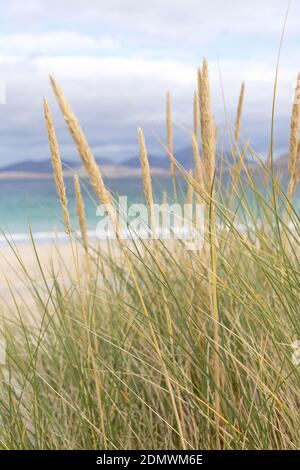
122, 146, 195, 170
0, 157, 114, 174
0, 158, 81, 173
95, 157, 117, 167
0, 149, 289, 180
0, 155, 167, 179
121, 146, 256, 171
122, 155, 169, 170
274, 153, 289, 172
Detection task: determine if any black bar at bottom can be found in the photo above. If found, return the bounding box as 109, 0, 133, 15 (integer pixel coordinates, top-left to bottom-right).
0, 450, 299, 467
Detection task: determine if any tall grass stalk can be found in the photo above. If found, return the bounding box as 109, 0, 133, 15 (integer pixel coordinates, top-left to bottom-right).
0, 58, 299, 452
234, 82, 245, 147
49, 76, 121, 241
43, 98, 71, 234
166, 92, 177, 200
74, 174, 89, 259
198, 59, 220, 448
288, 73, 300, 201
138, 128, 155, 227
194, 90, 199, 142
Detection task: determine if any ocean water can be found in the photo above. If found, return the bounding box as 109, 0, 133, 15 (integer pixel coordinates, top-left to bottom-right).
0, 176, 173, 243
0, 176, 297, 244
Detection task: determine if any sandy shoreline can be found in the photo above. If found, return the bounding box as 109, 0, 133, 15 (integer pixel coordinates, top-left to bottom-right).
0, 238, 93, 313
0, 240, 75, 281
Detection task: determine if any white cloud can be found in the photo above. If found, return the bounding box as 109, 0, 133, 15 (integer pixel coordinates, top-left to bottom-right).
0, 51, 295, 164
0, 0, 298, 165
0, 32, 119, 55
1, 0, 298, 41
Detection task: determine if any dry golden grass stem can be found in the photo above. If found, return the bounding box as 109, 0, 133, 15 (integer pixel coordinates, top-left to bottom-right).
49, 76, 121, 240
166, 92, 175, 178
234, 82, 245, 144
232, 141, 249, 188
266, 146, 272, 169
214, 121, 219, 143
199, 59, 216, 193
166, 92, 178, 200
288, 73, 300, 199
194, 90, 199, 141
139, 125, 188, 447
74, 174, 89, 256
192, 134, 205, 197
185, 169, 194, 205
295, 141, 300, 182
197, 68, 203, 141
50, 78, 188, 450
138, 128, 155, 230
43, 97, 71, 234
198, 58, 220, 449
137, 128, 187, 447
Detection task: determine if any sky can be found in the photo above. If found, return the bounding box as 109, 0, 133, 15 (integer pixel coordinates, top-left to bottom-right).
0, 0, 299, 166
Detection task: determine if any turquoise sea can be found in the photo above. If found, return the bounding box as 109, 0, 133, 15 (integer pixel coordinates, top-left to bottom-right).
0, 176, 173, 243
0, 175, 297, 244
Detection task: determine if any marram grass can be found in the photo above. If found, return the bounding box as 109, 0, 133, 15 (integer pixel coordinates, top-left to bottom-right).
43, 97, 71, 234
74, 174, 89, 258
288, 73, 300, 199
0, 61, 299, 451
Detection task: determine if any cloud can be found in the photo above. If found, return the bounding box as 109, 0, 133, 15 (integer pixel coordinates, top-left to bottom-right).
0, 0, 298, 165
1, 0, 298, 42
0, 32, 119, 56
0, 50, 295, 164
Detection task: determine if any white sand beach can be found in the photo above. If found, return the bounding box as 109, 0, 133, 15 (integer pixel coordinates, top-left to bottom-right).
0, 239, 89, 313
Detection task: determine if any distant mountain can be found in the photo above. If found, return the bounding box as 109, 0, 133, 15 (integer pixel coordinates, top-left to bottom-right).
0, 150, 289, 179
122, 155, 170, 170
122, 147, 195, 170
95, 157, 117, 167
0, 158, 81, 173
121, 146, 255, 171
274, 153, 288, 171
0, 157, 114, 174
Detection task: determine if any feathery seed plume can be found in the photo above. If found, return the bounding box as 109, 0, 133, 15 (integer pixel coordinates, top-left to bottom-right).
49, 76, 120, 240
192, 134, 204, 194
43, 97, 71, 234
138, 128, 154, 224
185, 170, 194, 205
166, 92, 175, 179
288, 73, 300, 198
49, 77, 110, 205
197, 68, 203, 140
193, 90, 199, 141
198, 59, 220, 448
234, 82, 245, 144
199, 59, 216, 192
74, 174, 88, 256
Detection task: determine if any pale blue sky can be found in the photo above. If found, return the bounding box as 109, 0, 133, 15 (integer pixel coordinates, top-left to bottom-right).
0, 0, 298, 165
